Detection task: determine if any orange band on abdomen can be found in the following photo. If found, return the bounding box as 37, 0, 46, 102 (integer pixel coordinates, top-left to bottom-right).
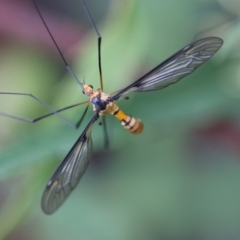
112, 107, 144, 134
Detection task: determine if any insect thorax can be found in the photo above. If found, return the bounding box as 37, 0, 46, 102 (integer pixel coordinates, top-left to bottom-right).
91, 91, 117, 116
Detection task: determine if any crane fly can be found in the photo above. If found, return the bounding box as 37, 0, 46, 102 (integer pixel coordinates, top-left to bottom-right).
0, 0, 223, 214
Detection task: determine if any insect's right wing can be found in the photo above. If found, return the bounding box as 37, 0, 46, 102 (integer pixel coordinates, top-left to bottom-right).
41, 114, 98, 215
112, 37, 223, 100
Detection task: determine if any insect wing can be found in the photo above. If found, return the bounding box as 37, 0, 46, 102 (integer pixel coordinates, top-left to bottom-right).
112, 37, 223, 100
41, 115, 97, 215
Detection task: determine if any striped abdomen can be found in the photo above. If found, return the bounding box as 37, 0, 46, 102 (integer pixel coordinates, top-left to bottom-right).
112, 105, 144, 134
91, 92, 144, 134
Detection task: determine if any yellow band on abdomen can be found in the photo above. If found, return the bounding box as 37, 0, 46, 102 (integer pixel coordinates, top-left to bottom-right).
112, 106, 144, 134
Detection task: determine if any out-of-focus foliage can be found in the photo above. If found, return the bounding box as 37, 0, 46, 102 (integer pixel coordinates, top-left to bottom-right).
0, 0, 240, 239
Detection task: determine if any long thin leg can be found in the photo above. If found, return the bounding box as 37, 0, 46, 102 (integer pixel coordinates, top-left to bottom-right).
30, 1, 106, 132
81, 0, 108, 147
76, 104, 90, 128
33, 101, 89, 123
102, 116, 109, 149
81, 0, 103, 91
31, 0, 84, 90
0, 2, 100, 129
0, 92, 88, 128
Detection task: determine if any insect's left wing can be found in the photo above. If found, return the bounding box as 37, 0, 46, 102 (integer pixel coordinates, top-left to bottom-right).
41, 114, 98, 215
112, 37, 223, 100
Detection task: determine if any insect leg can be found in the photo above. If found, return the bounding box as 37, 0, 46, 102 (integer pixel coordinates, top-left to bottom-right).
81, 0, 103, 91
76, 104, 90, 128
81, 0, 109, 146
0, 92, 88, 128
102, 116, 109, 149
31, 0, 84, 90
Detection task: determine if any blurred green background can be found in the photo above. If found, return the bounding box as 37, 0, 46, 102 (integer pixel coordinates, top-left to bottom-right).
0, 0, 240, 239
